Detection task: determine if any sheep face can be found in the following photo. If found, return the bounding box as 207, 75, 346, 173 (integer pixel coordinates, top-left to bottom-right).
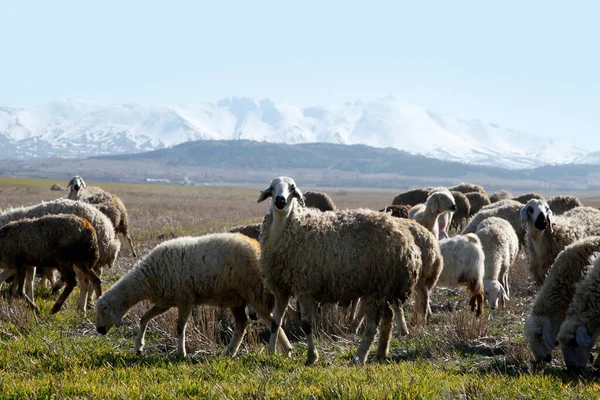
557, 320, 594, 371
95, 296, 123, 335
524, 315, 556, 363
429, 191, 457, 215
484, 280, 508, 310
67, 175, 86, 199
257, 176, 305, 212
521, 199, 553, 235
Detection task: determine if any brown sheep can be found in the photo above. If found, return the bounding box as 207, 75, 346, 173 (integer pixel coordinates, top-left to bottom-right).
449, 191, 471, 231
490, 190, 513, 203
380, 205, 412, 219
449, 183, 487, 196
512, 192, 545, 204
303, 191, 337, 211
546, 195, 583, 215
392, 189, 430, 206
228, 223, 261, 240
465, 192, 491, 217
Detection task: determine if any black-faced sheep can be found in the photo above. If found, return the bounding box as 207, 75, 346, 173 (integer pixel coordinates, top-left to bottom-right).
258, 177, 422, 365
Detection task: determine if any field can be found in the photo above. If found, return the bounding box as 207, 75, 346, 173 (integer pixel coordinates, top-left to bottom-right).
1, 177, 600, 399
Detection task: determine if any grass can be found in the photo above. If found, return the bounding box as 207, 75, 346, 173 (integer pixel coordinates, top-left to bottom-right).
1, 177, 600, 398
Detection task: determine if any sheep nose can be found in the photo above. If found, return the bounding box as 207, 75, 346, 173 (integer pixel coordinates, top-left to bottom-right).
274, 196, 287, 210
543, 354, 552, 363
534, 213, 547, 230
449, 204, 457, 212
74, 185, 80, 190
97, 326, 107, 335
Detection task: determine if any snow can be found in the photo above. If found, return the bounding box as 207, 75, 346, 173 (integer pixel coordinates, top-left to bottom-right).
0, 97, 591, 168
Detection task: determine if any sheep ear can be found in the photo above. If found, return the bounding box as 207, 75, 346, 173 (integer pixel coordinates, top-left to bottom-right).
293, 188, 305, 207
520, 207, 528, 228
542, 318, 556, 350
67, 178, 75, 188
81, 179, 87, 188
431, 195, 440, 213
257, 187, 272, 203
546, 209, 554, 233
576, 326, 591, 347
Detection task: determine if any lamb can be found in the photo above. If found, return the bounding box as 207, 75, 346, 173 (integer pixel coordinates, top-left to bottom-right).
392, 189, 430, 207
258, 176, 422, 365
461, 200, 526, 246
521, 199, 600, 286
524, 236, 600, 363
303, 191, 337, 211
465, 192, 491, 218
0, 198, 120, 312
95, 233, 292, 358
546, 195, 583, 215
409, 189, 457, 240
67, 176, 136, 257
436, 234, 485, 316
450, 191, 471, 232
512, 192, 545, 204
489, 190, 513, 203
449, 183, 487, 196
380, 204, 412, 219
227, 223, 262, 240
0, 214, 100, 313
557, 255, 600, 371
475, 217, 519, 309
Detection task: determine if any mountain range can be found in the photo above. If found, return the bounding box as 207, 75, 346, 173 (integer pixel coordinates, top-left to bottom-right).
0, 97, 595, 169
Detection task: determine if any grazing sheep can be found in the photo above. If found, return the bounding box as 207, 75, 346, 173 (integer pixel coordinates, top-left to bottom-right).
461, 200, 526, 246
392, 189, 430, 207
0, 198, 121, 312
0, 214, 100, 313
437, 234, 485, 316
490, 190, 513, 204
450, 191, 471, 232
465, 192, 491, 218
546, 195, 583, 215
557, 256, 600, 371
380, 205, 412, 219
449, 183, 487, 196
475, 217, 519, 309
524, 236, 600, 363
522, 199, 600, 286
79, 192, 137, 257
258, 176, 422, 365
409, 189, 456, 240
303, 191, 337, 211
513, 192, 545, 204
96, 233, 292, 358
227, 223, 261, 240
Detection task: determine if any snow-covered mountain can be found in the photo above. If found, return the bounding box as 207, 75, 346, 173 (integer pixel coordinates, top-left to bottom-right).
0, 97, 590, 169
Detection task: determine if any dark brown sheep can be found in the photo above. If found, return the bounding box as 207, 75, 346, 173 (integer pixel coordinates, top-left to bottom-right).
392, 189, 430, 206
303, 191, 337, 211
450, 191, 471, 231
449, 183, 487, 196
380, 205, 413, 219
512, 192, 545, 204
465, 192, 491, 217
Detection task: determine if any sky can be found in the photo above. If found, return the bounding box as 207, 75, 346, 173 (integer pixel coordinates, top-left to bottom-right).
1, 0, 599, 149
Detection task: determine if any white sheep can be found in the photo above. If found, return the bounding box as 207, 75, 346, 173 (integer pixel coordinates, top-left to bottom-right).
436, 234, 485, 315
258, 176, 422, 365
557, 255, 600, 371
461, 199, 526, 246
524, 236, 600, 363
409, 189, 456, 240
521, 199, 600, 286
96, 233, 292, 358
475, 217, 519, 309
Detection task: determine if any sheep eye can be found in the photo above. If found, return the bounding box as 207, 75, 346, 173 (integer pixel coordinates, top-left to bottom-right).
290, 185, 295, 191
527, 206, 533, 215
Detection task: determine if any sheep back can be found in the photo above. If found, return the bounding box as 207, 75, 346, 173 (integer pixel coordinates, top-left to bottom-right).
547, 195, 584, 216
449, 183, 487, 196
465, 192, 491, 217
392, 189, 430, 207
475, 217, 519, 281
380, 204, 412, 219
228, 223, 262, 240
513, 193, 545, 204
303, 191, 337, 211
490, 190, 513, 203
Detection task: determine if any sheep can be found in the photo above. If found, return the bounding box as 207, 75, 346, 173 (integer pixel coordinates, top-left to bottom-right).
524, 236, 600, 364
96, 233, 292, 358
512, 192, 545, 204
79, 192, 137, 257
450, 191, 471, 232
303, 191, 337, 211
461, 200, 526, 246
258, 176, 422, 365
227, 223, 261, 240
409, 189, 456, 240
0, 214, 100, 313
392, 189, 430, 207
437, 234, 485, 316
475, 217, 519, 309
521, 199, 600, 286
0, 198, 121, 312
557, 255, 600, 371
449, 183, 487, 196
380, 204, 412, 219
489, 190, 513, 204
546, 195, 583, 216
465, 192, 491, 218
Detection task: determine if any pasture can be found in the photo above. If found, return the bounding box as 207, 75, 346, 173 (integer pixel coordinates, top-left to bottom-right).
1, 177, 600, 399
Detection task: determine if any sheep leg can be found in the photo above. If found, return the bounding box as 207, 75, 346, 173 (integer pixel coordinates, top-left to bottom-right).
77, 267, 102, 307
347, 298, 359, 327
254, 308, 293, 355
126, 234, 137, 258
176, 303, 194, 357
134, 304, 169, 355
85, 264, 104, 309
412, 285, 430, 327
298, 298, 319, 365
0, 268, 14, 286
222, 306, 249, 357
14, 267, 39, 312
51, 266, 77, 314
350, 299, 366, 334
268, 294, 290, 354
393, 303, 409, 336
75, 268, 90, 312
25, 267, 35, 302
376, 305, 394, 361
353, 301, 380, 366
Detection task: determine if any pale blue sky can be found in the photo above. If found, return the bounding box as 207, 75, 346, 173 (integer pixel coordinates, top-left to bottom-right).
1, 0, 599, 148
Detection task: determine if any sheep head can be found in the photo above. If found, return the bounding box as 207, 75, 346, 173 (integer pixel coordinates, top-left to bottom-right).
521, 199, 553, 235
427, 189, 457, 215
557, 319, 594, 371
484, 280, 509, 310
257, 176, 305, 212
67, 175, 86, 199
95, 295, 123, 335
524, 315, 556, 363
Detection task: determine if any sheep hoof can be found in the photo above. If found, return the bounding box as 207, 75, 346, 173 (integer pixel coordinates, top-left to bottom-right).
352, 356, 365, 366
305, 354, 318, 366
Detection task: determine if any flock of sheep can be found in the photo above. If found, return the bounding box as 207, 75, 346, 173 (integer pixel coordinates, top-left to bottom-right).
2, 175, 600, 371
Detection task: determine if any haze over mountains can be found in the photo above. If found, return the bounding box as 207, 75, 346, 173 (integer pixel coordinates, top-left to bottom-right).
0, 97, 595, 169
